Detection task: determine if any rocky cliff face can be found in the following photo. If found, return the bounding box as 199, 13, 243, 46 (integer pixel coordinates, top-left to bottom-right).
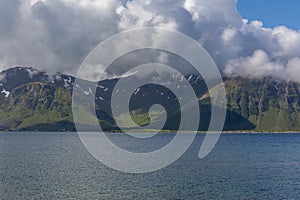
223, 78, 300, 131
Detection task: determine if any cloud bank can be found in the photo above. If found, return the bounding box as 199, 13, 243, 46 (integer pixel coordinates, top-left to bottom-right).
1, 0, 300, 82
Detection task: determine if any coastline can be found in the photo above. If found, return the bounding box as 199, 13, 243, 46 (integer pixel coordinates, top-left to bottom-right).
1, 129, 300, 134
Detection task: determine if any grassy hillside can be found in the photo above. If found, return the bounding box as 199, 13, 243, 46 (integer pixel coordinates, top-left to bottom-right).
220, 78, 300, 131
1, 70, 300, 132
0, 83, 74, 131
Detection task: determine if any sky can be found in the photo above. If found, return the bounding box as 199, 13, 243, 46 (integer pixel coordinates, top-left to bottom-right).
238, 0, 300, 30
1, 0, 300, 82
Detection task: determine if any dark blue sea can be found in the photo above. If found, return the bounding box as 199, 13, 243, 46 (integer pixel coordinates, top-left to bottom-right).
1, 132, 300, 199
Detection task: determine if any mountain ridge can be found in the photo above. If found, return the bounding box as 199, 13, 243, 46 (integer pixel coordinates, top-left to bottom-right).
1, 66, 300, 132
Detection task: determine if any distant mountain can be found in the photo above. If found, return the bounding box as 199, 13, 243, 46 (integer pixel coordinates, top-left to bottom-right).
0, 66, 300, 132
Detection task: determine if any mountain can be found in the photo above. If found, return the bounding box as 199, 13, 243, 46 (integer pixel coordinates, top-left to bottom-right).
222, 78, 300, 131
1, 66, 300, 132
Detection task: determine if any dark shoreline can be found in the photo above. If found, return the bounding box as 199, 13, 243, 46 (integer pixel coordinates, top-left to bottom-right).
1, 130, 300, 134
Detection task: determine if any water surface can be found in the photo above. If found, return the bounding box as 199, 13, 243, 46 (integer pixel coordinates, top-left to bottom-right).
1, 132, 300, 199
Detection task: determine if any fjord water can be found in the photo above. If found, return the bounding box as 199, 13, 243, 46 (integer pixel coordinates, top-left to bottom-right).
1, 132, 300, 199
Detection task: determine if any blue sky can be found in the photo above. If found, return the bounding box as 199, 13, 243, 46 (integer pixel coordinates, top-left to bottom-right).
238, 0, 300, 30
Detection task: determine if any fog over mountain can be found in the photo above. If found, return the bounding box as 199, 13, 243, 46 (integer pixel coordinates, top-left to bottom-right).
1, 0, 300, 82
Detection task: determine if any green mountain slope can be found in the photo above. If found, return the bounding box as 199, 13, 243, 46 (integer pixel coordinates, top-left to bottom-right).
1, 67, 300, 132
220, 78, 300, 131
0, 83, 74, 131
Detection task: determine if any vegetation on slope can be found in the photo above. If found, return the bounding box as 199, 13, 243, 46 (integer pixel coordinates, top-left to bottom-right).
1, 67, 300, 132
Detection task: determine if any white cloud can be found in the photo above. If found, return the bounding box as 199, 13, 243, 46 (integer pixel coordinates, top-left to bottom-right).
224, 50, 300, 82
0, 0, 300, 82
222, 28, 237, 44
224, 50, 284, 79
0, 0, 122, 75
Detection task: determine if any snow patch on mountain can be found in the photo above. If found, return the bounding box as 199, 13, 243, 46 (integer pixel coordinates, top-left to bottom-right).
1, 89, 10, 97
64, 77, 72, 88
134, 88, 140, 96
